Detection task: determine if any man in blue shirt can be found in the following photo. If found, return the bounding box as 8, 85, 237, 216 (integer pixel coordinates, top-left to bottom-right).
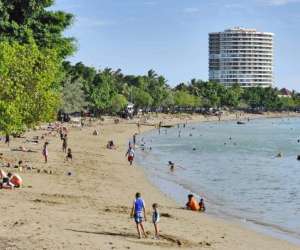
130, 192, 147, 239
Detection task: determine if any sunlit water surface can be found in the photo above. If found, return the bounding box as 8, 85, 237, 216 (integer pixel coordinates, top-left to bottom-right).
135, 117, 300, 244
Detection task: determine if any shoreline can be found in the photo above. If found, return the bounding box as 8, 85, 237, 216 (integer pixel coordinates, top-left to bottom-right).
0, 112, 299, 249
133, 112, 300, 247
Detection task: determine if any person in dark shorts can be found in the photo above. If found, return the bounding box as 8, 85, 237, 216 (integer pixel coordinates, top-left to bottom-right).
62, 134, 68, 153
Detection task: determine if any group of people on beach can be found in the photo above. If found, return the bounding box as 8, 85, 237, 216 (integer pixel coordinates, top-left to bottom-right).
42, 126, 73, 164
131, 192, 160, 239
186, 194, 206, 212
0, 169, 22, 189
128, 121, 207, 239
130, 192, 205, 239
60, 128, 72, 162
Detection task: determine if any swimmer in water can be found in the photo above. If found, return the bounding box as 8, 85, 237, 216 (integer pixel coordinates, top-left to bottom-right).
168, 161, 175, 171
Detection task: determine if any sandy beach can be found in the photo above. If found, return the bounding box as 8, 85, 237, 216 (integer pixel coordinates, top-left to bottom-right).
0, 112, 300, 250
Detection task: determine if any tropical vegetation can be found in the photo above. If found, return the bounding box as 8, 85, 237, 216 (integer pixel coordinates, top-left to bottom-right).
1, 0, 300, 136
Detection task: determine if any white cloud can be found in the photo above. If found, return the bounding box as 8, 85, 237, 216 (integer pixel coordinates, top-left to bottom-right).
183, 7, 200, 13
258, 0, 300, 6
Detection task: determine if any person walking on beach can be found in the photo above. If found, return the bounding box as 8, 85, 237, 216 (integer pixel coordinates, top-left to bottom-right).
152, 203, 160, 239
125, 146, 135, 166
42, 142, 49, 163
62, 134, 68, 153
131, 192, 147, 239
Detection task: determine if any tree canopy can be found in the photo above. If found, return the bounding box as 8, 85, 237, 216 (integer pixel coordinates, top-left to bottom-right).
0, 0, 75, 58
0, 41, 61, 134
61, 62, 300, 114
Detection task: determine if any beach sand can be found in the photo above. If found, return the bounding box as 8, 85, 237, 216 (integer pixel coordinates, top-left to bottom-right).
0, 112, 299, 250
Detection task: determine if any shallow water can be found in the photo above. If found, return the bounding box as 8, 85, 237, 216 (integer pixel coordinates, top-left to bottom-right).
135, 117, 300, 244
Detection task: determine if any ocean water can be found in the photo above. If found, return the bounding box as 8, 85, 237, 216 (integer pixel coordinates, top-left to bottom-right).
135, 117, 300, 244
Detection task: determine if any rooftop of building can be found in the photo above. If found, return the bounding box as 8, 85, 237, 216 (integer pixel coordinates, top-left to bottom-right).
209, 27, 274, 36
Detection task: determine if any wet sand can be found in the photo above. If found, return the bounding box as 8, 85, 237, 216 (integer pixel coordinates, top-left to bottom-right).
0, 112, 299, 250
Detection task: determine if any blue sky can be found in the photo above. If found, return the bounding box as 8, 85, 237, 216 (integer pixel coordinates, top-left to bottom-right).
54, 0, 300, 90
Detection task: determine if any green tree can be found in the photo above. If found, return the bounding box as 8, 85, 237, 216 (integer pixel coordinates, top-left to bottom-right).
111, 94, 128, 114
0, 0, 75, 58
0, 41, 61, 134
131, 87, 153, 109
174, 91, 199, 108
89, 69, 117, 112
61, 77, 88, 113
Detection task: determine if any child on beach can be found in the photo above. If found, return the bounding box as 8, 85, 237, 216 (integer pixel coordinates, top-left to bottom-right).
130, 192, 147, 239
199, 198, 206, 212
66, 148, 72, 161
152, 203, 160, 239
125, 147, 135, 166
42, 142, 49, 163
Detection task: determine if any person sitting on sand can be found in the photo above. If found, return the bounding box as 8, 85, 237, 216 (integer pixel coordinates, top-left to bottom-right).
66, 148, 73, 161
126, 146, 135, 166
93, 130, 99, 136
1, 172, 14, 189
130, 192, 147, 239
186, 194, 200, 211
199, 198, 206, 212
106, 140, 116, 150
152, 203, 160, 239
12, 146, 37, 153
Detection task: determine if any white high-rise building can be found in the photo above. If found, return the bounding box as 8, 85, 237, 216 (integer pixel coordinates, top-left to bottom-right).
209, 27, 274, 87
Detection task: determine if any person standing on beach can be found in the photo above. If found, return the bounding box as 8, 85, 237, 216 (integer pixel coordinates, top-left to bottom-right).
42, 142, 49, 163
137, 122, 141, 133
130, 192, 147, 239
152, 203, 160, 239
178, 130, 181, 137
5, 134, 10, 146
62, 134, 68, 153
125, 146, 135, 166
158, 121, 162, 134
133, 133, 137, 146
